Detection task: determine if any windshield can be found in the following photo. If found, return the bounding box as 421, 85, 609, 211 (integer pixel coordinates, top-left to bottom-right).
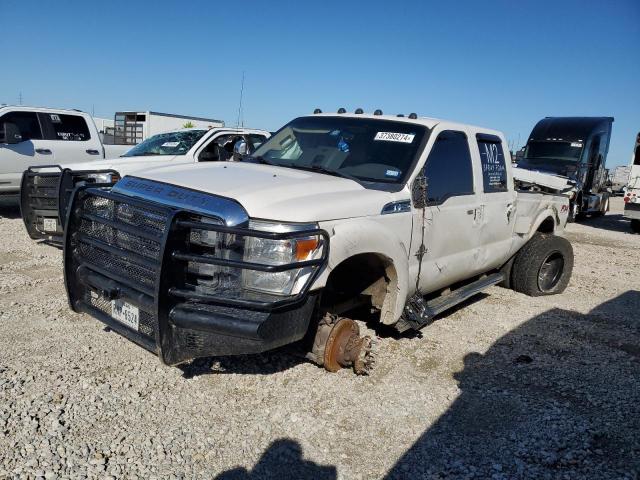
123, 130, 207, 157
523, 141, 583, 165
251, 117, 427, 184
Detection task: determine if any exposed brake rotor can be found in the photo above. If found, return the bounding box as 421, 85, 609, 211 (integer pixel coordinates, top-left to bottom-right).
308, 314, 375, 375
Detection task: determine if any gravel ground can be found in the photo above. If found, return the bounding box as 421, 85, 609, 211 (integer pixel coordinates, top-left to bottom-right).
0, 197, 638, 479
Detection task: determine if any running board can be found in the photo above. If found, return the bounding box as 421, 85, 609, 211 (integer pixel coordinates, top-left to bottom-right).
398, 272, 505, 332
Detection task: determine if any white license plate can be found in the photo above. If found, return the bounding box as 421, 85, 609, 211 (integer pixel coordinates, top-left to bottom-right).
43, 218, 57, 232
111, 299, 139, 331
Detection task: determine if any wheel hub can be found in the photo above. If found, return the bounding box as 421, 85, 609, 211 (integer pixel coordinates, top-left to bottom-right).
307, 314, 375, 375
538, 251, 564, 292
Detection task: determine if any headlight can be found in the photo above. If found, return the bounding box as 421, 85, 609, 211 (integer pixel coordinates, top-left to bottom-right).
87, 172, 120, 183
242, 220, 323, 296
186, 218, 324, 297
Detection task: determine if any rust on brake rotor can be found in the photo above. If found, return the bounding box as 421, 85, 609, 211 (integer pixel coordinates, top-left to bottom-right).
323, 318, 374, 374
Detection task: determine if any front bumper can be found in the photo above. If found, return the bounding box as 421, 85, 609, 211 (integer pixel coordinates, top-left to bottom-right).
64, 184, 328, 365
20, 166, 118, 243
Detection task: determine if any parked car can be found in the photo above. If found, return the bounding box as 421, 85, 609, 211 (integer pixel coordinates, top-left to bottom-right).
61, 110, 573, 374
20, 127, 270, 242
515, 117, 614, 221
0, 106, 131, 197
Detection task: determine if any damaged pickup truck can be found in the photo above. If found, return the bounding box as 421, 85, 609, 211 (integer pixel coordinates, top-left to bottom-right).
63, 110, 573, 374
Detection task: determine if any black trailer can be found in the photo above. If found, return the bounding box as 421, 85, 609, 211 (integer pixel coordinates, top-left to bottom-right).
517, 117, 614, 220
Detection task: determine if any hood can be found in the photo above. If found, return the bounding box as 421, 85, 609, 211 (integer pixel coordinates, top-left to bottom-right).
515, 159, 578, 180
60, 155, 183, 175
127, 162, 398, 222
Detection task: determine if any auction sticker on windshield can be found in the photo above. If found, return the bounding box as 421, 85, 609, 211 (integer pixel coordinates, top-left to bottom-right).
374, 132, 415, 143
111, 299, 139, 331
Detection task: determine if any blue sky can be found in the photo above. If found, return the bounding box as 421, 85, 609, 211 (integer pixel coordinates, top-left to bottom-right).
1, 0, 638, 167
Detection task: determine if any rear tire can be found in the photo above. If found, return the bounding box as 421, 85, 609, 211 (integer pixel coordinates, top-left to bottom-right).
511, 233, 574, 296
631, 219, 640, 234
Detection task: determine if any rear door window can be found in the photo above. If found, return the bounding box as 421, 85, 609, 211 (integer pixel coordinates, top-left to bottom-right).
423, 130, 474, 204
42, 113, 91, 141
476, 133, 508, 193
0, 111, 43, 140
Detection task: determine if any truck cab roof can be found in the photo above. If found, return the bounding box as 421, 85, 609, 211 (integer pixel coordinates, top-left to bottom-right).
528, 117, 614, 143
309, 111, 503, 136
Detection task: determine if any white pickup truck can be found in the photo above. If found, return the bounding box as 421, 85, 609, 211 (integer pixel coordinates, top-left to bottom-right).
20, 126, 270, 242
0, 106, 131, 196
61, 111, 573, 374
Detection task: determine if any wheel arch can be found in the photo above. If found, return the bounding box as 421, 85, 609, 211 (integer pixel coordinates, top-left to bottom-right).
312, 219, 410, 325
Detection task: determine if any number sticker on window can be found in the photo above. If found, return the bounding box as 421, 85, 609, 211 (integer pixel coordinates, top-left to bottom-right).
374, 132, 415, 143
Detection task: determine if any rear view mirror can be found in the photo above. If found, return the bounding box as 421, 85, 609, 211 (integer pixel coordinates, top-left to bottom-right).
1, 122, 22, 144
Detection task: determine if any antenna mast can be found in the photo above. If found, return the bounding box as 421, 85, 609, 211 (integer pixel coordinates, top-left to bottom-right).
236, 71, 245, 128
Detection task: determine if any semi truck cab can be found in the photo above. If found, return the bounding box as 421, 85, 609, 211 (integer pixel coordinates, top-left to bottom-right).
517, 117, 613, 220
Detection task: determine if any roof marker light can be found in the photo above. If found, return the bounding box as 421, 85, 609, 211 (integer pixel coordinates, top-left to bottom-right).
337, 108, 346, 114
408, 113, 418, 119
374, 109, 383, 115
313, 108, 322, 114
397, 114, 405, 117
355, 108, 364, 114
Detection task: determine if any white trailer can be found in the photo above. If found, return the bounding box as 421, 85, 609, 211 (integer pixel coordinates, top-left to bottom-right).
610, 165, 631, 194
110, 111, 224, 145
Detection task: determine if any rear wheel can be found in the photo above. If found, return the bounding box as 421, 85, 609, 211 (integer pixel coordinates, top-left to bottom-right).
511, 233, 574, 296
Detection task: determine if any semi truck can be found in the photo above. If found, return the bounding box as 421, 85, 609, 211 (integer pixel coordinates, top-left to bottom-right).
623, 132, 640, 233
515, 117, 613, 221
60, 109, 573, 374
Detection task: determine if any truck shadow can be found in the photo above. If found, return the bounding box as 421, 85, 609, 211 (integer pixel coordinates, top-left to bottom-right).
0, 201, 21, 219
384, 290, 640, 478
179, 345, 306, 378
180, 294, 492, 378
214, 439, 336, 479
575, 213, 635, 234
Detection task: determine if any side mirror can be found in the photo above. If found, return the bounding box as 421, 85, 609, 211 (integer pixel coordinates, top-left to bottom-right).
412, 175, 428, 209
1, 122, 22, 144
234, 139, 249, 156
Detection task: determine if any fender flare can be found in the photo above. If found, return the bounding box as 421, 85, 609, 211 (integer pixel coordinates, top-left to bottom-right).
312, 219, 410, 325
528, 205, 562, 239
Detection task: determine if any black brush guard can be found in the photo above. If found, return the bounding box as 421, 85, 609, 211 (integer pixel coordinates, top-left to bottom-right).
20, 166, 118, 243
64, 185, 329, 365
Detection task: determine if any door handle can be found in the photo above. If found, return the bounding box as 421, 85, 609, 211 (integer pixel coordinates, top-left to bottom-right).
466, 209, 475, 215
86, 149, 100, 155
35, 148, 52, 155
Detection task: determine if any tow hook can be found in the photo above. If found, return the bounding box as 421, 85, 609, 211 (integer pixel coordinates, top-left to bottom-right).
306, 314, 375, 375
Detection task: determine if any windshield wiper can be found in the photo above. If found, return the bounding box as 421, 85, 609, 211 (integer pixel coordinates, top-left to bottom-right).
245, 155, 276, 165
124, 152, 173, 157
281, 163, 359, 181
